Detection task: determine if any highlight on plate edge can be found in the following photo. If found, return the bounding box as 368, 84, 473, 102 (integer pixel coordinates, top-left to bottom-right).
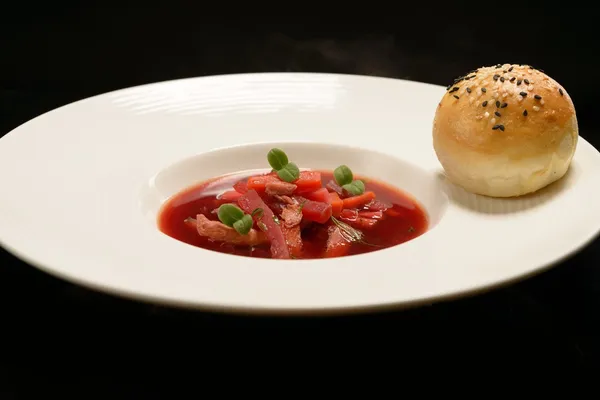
158, 63, 578, 260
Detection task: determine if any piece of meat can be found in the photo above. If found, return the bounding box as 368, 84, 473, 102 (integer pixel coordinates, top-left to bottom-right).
324, 225, 352, 258
282, 225, 303, 258
280, 204, 303, 228
194, 214, 269, 246
273, 195, 296, 205
265, 181, 297, 196
365, 199, 392, 212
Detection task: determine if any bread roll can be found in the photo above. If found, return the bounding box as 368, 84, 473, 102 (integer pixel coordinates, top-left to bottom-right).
432, 63, 578, 197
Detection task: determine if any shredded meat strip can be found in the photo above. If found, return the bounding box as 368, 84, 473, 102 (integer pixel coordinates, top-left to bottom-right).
194, 214, 269, 246
265, 181, 297, 196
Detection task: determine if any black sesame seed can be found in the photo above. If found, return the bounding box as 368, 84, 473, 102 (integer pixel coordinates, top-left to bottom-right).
534, 94, 542, 100
481, 88, 487, 93
538, 69, 545, 73
466, 87, 472, 93
493, 74, 500, 81
500, 77, 505, 82
482, 101, 488, 107
508, 67, 514, 72
500, 102, 508, 108
519, 92, 528, 97
464, 76, 471, 80
492, 124, 505, 131
523, 110, 528, 116
517, 79, 522, 85
524, 79, 530, 85
449, 87, 459, 93
495, 101, 501, 108
559, 88, 564, 96
503, 70, 507, 73
453, 95, 459, 99
510, 77, 516, 82
495, 111, 501, 117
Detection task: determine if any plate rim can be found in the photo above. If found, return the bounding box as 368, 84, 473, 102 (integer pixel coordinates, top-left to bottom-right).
1, 72, 599, 315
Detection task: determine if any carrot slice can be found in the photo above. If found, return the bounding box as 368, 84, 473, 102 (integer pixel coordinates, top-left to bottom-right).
301, 200, 332, 224
304, 187, 329, 203
327, 192, 343, 217
219, 190, 243, 202
246, 174, 279, 192
342, 191, 376, 209
233, 180, 248, 194
293, 171, 322, 193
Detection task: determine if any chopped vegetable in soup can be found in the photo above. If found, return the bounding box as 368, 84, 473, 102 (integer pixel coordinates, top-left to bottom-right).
158, 148, 428, 260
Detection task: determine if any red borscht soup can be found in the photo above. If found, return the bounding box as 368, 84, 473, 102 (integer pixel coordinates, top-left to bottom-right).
158, 148, 428, 260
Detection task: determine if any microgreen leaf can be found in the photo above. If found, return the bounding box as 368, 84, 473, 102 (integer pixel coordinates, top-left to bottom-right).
276, 162, 300, 183
217, 204, 245, 227
267, 148, 289, 171
233, 214, 253, 235
251, 208, 264, 218
342, 180, 365, 196
333, 165, 353, 186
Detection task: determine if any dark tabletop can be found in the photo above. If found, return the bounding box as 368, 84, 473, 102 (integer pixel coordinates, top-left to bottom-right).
1, 6, 599, 394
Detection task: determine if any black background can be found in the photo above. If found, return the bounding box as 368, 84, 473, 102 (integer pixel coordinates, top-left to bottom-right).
1, 5, 599, 395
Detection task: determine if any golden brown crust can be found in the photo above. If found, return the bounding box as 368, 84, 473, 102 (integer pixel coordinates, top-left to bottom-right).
432, 63, 579, 197
433, 64, 576, 158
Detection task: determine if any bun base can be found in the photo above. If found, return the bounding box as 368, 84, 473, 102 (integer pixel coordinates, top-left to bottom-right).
433, 122, 577, 198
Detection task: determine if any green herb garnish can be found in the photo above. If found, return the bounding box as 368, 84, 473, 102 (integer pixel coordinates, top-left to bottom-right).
267, 148, 289, 171
334, 165, 365, 196
233, 214, 254, 235
333, 165, 353, 186
276, 162, 300, 183
217, 204, 253, 235
252, 208, 264, 218
342, 180, 365, 196
267, 148, 300, 183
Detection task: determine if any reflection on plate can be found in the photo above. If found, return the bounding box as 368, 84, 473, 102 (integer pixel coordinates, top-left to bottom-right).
0, 73, 599, 315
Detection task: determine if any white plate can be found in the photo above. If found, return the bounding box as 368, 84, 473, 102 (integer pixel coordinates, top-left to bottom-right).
1, 73, 600, 315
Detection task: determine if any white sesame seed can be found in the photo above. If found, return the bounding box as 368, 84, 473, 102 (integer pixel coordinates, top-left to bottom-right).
517, 96, 523, 102
493, 92, 499, 99
502, 93, 508, 98
540, 99, 545, 105
533, 106, 540, 111
491, 118, 496, 124
484, 111, 490, 118
469, 97, 475, 104
476, 115, 483, 120
528, 69, 533, 73
528, 86, 534, 91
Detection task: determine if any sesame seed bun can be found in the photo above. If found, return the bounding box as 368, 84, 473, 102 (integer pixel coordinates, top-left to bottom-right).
432, 63, 578, 198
